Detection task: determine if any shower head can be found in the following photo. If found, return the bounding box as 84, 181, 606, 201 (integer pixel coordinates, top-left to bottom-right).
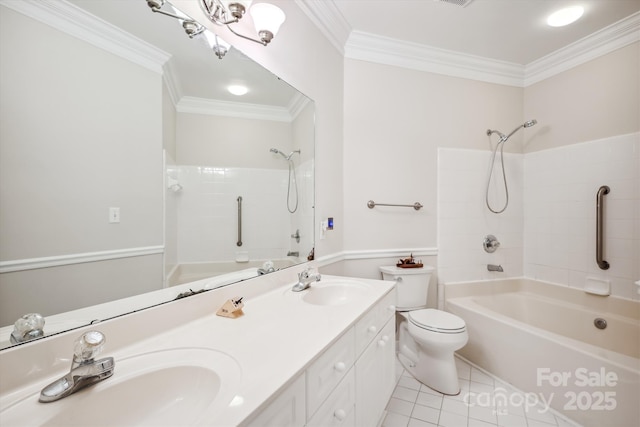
487, 119, 538, 143
270, 148, 300, 161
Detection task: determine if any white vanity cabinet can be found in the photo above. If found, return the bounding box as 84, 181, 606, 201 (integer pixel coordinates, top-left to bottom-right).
244, 374, 306, 427
355, 319, 395, 426
244, 288, 396, 427
354, 291, 396, 427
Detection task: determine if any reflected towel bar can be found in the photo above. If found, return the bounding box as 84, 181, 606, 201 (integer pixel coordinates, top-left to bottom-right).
367, 200, 423, 211
596, 185, 609, 270
236, 196, 243, 247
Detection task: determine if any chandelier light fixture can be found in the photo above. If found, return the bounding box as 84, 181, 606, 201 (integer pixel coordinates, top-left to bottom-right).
146, 0, 205, 38
147, 0, 232, 59
198, 0, 286, 46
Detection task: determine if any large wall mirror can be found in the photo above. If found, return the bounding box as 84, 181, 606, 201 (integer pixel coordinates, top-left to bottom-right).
0, 0, 315, 349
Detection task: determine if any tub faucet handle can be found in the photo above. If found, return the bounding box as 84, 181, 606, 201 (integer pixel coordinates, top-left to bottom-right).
483, 235, 500, 253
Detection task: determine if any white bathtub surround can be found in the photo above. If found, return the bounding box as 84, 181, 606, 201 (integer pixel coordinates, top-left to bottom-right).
0, 270, 395, 426
437, 148, 524, 284
524, 133, 640, 300
166, 160, 314, 265
445, 278, 639, 427
437, 132, 640, 300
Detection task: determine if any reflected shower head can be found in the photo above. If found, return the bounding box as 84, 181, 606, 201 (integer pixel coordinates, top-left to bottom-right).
524, 119, 537, 128
270, 148, 300, 161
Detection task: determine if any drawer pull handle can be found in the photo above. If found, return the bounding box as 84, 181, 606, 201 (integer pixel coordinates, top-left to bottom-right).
382, 335, 390, 342
334, 409, 347, 421
368, 326, 377, 334
334, 361, 346, 372
378, 339, 386, 347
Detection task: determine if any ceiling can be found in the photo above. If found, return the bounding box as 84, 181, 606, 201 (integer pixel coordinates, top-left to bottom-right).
319, 0, 640, 65
64, 0, 299, 108
55, 0, 640, 104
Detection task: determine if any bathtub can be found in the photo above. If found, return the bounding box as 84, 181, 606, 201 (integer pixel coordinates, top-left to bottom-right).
167, 259, 297, 287
445, 278, 639, 427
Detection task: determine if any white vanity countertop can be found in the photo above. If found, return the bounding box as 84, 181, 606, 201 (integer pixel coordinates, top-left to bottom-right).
0, 272, 395, 427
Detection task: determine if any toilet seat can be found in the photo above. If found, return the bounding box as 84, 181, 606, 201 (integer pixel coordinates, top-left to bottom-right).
409, 309, 466, 334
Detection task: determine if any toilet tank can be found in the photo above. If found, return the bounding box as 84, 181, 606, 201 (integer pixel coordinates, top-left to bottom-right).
379, 265, 435, 311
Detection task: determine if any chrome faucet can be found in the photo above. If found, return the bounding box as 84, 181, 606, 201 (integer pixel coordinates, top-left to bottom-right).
39, 331, 115, 403
292, 267, 321, 292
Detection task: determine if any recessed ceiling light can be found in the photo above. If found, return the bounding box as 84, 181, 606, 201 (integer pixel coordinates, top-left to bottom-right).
227, 85, 248, 96
547, 6, 584, 27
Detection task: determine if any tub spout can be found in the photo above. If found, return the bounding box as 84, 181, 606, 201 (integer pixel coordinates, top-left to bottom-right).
487, 264, 503, 272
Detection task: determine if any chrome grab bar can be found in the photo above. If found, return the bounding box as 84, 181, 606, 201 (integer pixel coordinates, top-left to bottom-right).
236, 196, 243, 247
596, 185, 609, 270
367, 200, 423, 211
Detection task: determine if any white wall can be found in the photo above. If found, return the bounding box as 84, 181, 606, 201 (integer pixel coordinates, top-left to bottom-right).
342, 59, 524, 277
0, 7, 164, 323
176, 113, 293, 168
524, 43, 639, 153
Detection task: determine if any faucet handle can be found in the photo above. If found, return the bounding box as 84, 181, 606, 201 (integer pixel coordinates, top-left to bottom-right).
298, 268, 310, 280
73, 331, 106, 363
10, 313, 45, 343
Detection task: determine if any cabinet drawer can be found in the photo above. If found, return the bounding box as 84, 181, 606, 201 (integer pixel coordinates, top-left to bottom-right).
355, 290, 395, 356
306, 369, 355, 427
306, 327, 355, 417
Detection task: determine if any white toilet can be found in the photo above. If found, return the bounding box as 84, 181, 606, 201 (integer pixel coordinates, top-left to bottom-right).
380, 265, 468, 395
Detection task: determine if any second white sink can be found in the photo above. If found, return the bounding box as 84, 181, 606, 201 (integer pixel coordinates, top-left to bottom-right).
301, 280, 371, 306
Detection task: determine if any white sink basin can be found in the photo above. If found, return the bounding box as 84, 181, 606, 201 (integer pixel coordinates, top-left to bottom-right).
0, 348, 241, 426
301, 280, 371, 306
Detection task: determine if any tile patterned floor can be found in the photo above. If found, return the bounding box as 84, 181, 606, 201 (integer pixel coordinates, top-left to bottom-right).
383, 356, 581, 427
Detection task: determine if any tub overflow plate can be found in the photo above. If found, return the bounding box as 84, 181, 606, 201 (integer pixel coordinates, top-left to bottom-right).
593, 318, 607, 330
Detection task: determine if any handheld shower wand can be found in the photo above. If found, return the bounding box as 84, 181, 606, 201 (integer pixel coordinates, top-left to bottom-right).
270, 148, 301, 213
485, 119, 538, 214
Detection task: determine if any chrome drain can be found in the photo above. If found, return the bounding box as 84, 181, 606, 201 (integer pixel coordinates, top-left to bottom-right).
594, 318, 607, 330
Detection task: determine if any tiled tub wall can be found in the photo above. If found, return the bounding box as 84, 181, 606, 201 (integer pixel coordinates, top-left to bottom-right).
167, 161, 313, 264
523, 133, 639, 300
437, 149, 525, 285
437, 133, 639, 300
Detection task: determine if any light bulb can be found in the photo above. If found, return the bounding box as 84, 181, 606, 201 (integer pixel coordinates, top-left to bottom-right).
547, 6, 584, 27
250, 3, 285, 38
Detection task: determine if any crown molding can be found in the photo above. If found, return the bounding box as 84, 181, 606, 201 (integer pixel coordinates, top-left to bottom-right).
0, 0, 170, 74
300, 1, 640, 88
346, 30, 525, 87
295, 0, 351, 55
177, 96, 293, 122
288, 92, 312, 120
524, 11, 640, 86
162, 59, 182, 106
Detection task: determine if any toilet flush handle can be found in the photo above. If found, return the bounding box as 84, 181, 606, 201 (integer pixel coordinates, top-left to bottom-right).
393, 276, 403, 283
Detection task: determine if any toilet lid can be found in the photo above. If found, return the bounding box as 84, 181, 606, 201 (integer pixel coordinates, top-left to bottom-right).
409, 309, 466, 333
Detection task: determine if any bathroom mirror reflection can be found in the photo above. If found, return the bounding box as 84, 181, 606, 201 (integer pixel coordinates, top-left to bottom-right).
0, 0, 315, 350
